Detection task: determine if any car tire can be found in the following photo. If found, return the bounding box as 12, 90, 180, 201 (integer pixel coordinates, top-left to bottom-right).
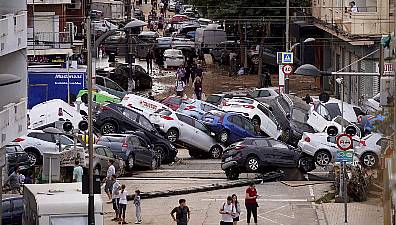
166, 128, 179, 143
25, 148, 41, 166
246, 155, 260, 172
127, 155, 135, 170
154, 145, 168, 163
100, 121, 117, 134
217, 130, 229, 144
298, 156, 316, 173
225, 168, 240, 180
314, 150, 332, 166
361, 152, 378, 168
209, 145, 223, 159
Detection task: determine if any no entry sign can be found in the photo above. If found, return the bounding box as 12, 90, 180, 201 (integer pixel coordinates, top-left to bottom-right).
336, 134, 353, 151
282, 64, 293, 75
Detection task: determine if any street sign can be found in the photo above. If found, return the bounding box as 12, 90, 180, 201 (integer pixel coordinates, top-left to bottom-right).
277, 52, 294, 64
282, 64, 293, 75
336, 150, 354, 163
278, 65, 285, 86
336, 134, 353, 151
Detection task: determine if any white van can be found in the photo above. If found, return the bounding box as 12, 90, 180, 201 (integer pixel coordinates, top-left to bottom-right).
23, 183, 104, 225
195, 24, 227, 53
121, 94, 171, 119
29, 99, 84, 130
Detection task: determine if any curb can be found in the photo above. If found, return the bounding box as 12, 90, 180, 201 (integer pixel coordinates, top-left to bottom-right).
126, 171, 283, 200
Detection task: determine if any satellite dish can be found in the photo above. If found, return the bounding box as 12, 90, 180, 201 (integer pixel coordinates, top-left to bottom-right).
327, 126, 338, 136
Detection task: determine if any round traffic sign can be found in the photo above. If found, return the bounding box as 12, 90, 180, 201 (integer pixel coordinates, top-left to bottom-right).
336, 134, 353, 151
282, 64, 293, 75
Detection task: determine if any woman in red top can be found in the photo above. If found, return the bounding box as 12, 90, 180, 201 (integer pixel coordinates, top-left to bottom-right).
245, 182, 258, 225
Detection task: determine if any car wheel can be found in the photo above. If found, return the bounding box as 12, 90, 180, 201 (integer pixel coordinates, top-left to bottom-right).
246, 156, 260, 172
26, 151, 40, 166
209, 145, 222, 159
166, 128, 179, 143
225, 168, 240, 180
100, 122, 117, 134
361, 152, 378, 168
251, 55, 260, 65
298, 156, 316, 173
127, 155, 135, 170
94, 166, 101, 176
218, 130, 229, 143
154, 145, 167, 163
314, 150, 331, 166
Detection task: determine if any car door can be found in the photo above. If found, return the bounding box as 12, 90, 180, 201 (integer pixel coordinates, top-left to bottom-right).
175, 113, 195, 144
104, 77, 126, 98
137, 137, 154, 167
128, 136, 145, 166
252, 139, 273, 166
32, 132, 57, 153
257, 103, 281, 138
228, 115, 249, 139
191, 120, 213, 151
117, 106, 140, 131
307, 103, 332, 132
94, 147, 108, 175
267, 139, 297, 167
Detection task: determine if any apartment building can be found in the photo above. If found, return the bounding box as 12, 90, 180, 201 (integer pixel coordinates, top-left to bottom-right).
0, 0, 28, 148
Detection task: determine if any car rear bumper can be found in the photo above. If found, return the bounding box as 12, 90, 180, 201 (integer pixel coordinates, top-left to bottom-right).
221, 160, 238, 170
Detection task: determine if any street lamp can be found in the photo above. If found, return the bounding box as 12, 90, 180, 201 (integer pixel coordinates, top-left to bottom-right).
290, 38, 316, 51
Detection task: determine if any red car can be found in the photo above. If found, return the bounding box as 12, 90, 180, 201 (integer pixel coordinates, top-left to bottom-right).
160, 96, 186, 111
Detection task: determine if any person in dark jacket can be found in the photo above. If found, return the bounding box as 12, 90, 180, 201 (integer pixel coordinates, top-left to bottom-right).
146, 48, 154, 74
193, 76, 203, 100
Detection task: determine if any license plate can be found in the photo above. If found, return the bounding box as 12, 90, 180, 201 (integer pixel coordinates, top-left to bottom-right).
225, 156, 233, 162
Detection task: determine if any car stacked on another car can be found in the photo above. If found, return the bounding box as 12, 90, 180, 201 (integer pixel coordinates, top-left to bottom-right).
177, 99, 222, 119
160, 95, 186, 111
5, 144, 32, 174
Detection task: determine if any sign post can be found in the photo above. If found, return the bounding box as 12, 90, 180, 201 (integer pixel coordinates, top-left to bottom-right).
277, 52, 294, 94
336, 133, 353, 224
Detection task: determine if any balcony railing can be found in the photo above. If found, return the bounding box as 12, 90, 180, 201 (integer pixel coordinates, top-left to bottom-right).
0, 12, 27, 56
0, 98, 27, 148
28, 31, 72, 49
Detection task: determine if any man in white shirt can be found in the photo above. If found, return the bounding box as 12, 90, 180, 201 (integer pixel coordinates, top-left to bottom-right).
219, 196, 236, 225
104, 159, 116, 202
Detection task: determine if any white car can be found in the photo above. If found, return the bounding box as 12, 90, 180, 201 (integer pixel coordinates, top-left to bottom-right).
12, 130, 74, 166
249, 87, 279, 102
307, 98, 365, 132
29, 99, 84, 131
149, 108, 224, 159
164, 49, 185, 68
121, 94, 170, 121
355, 133, 390, 168
221, 97, 282, 139
362, 93, 381, 113
298, 132, 360, 166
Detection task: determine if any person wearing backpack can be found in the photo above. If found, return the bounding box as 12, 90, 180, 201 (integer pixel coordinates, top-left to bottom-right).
171, 199, 190, 225
219, 196, 236, 225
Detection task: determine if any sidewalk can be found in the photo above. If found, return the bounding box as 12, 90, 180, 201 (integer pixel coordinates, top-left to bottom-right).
321, 201, 383, 225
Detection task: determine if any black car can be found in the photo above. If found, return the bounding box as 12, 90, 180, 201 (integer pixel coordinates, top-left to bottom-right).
221, 137, 315, 180
261, 94, 315, 146
93, 103, 177, 163
109, 64, 153, 90
2, 196, 23, 225
5, 144, 31, 174
97, 134, 160, 170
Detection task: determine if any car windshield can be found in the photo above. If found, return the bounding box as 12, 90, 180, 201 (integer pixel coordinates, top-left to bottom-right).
325, 103, 341, 119
206, 95, 222, 103
154, 108, 172, 116
292, 108, 308, 123
99, 136, 124, 143
206, 110, 226, 118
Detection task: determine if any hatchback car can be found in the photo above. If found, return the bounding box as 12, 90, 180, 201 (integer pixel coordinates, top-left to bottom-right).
177, 99, 222, 120
249, 87, 279, 101
164, 49, 185, 68
97, 134, 160, 170
201, 110, 258, 144
150, 109, 224, 158
221, 138, 313, 180
2, 196, 23, 225
355, 133, 390, 168
60, 144, 125, 177
205, 92, 249, 106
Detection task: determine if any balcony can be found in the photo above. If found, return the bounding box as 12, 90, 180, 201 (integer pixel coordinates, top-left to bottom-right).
312, 0, 393, 36
28, 31, 72, 50
0, 12, 27, 57
0, 98, 27, 148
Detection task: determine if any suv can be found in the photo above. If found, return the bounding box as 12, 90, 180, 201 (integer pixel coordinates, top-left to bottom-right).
2, 196, 23, 225
12, 130, 74, 166
5, 144, 32, 174
97, 134, 160, 170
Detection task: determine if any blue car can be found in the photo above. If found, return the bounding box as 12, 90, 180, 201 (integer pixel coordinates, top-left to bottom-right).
2, 196, 23, 225
201, 110, 258, 144
177, 99, 222, 120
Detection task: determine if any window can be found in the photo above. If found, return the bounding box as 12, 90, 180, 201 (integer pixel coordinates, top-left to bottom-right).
194, 121, 209, 133
5, 146, 17, 154
253, 139, 269, 146
316, 104, 330, 120
122, 108, 138, 121
176, 114, 194, 126
277, 97, 290, 114
241, 117, 256, 133
35, 133, 54, 143
59, 135, 73, 145
105, 78, 124, 92
268, 139, 288, 149
257, 104, 277, 124
95, 147, 106, 156
155, 108, 172, 116
2, 200, 11, 213
139, 116, 154, 130
104, 147, 114, 158
129, 136, 142, 146
250, 90, 259, 98
27, 132, 37, 138
376, 138, 389, 146
230, 115, 243, 127
138, 138, 148, 147
201, 103, 217, 112
291, 108, 308, 123
324, 103, 341, 119
96, 77, 105, 86
259, 90, 271, 97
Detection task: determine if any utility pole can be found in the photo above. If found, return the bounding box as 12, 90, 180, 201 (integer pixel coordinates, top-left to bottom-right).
126, 0, 132, 21
284, 0, 290, 94
85, 0, 95, 224
257, 21, 269, 78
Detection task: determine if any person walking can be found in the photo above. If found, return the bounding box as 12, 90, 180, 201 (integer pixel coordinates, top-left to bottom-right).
103, 159, 116, 202
175, 78, 186, 97
3, 166, 21, 194
219, 196, 236, 225
185, 63, 192, 85
111, 175, 121, 222
118, 184, 128, 224
193, 76, 202, 100
146, 48, 154, 74
245, 182, 258, 225
134, 190, 142, 224
72, 159, 83, 182
232, 194, 241, 225
171, 199, 190, 225
176, 65, 186, 81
